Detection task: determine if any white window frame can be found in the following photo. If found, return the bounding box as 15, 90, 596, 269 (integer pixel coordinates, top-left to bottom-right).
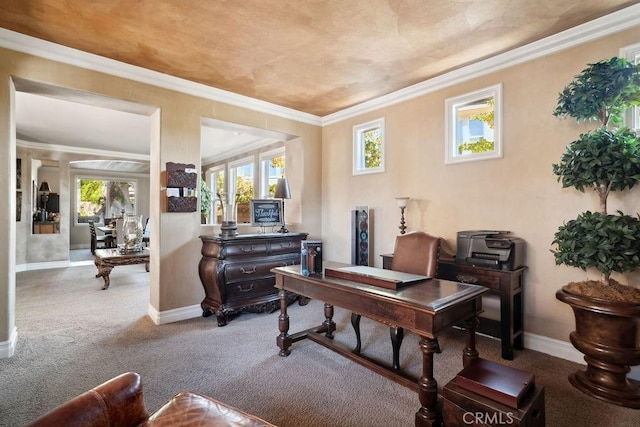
620, 43, 640, 132
228, 156, 255, 223
445, 84, 502, 165
207, 165, 225, 225
75, 175, 138, 226
353, 117, 385, 175
259, 147, 286, 198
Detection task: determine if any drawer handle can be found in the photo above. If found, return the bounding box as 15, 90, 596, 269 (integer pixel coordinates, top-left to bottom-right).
240, 266, 257, 274
237, 284, 254, 293
240, 245, 255, 253
456, 274, 479, 284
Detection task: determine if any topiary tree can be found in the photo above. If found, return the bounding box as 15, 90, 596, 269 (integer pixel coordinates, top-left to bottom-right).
551, 57, 640, 284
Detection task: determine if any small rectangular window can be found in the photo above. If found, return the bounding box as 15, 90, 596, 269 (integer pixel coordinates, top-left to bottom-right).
445, 84, 502, 164
353, 118, 385, 175
621, 43, 640, 131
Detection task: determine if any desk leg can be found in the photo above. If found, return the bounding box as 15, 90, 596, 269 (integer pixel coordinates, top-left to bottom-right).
277, 288, 291, 357
462, 316, 480, 368
415, 337, 441, 427
323, 303, 335, 339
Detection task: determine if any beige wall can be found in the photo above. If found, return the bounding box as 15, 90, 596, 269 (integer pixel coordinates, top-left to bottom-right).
0, 47, 322, 347
321, 27, 640, 342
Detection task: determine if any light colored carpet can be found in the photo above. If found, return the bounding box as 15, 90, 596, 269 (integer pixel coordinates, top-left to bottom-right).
1, 264, 638, 426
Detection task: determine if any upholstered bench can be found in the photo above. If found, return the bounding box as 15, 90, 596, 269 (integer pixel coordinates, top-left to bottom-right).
26, 372, 275, 427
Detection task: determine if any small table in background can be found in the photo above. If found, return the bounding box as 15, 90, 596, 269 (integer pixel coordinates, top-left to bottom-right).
94, 248, 150, 290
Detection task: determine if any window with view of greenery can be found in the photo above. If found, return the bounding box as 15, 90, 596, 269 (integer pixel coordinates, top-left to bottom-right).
229, 159, 254, 223
210, 167, 225, 224
445, 84, 502, 164
261, 149, 285, 197
622, 43, 640, 130
353, 118, 385, 175
76, 177, 137, 224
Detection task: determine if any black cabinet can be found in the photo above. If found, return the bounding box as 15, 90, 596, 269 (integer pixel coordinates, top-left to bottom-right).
199, 232, 308, 326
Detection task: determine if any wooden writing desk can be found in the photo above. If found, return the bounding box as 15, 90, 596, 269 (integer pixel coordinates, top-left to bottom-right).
273, 261, 488, 427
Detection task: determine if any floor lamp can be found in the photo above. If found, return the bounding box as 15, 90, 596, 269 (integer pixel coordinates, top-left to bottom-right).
274, 178, 291, 233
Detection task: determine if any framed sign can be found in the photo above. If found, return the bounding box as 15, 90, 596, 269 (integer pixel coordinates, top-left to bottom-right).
250, 199, 283, 227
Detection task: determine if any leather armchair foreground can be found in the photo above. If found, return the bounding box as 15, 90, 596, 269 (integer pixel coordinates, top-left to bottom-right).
26, 372, 276, 427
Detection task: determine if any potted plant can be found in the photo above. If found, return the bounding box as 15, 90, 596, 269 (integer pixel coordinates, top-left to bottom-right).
552, 57, 640, 408
200, 178, 213, 224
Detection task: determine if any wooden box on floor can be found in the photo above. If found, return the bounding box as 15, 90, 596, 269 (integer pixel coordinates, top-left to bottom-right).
444, 382, 544, 427
443, 359, 545, 427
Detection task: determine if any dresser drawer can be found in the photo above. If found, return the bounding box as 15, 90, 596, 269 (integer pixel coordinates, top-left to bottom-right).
226, 277, 276, 301
270, 238, 303, 255
222, 241, 269, 258
224, 256, 298, 283
438, 262, 501, 290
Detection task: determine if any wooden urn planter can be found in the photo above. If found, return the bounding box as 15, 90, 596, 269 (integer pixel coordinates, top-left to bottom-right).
556, 286, 640, 408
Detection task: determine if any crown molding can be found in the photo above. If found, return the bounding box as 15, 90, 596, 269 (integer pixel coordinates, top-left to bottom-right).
321, 4, 640, 125
0, 28, 322, 127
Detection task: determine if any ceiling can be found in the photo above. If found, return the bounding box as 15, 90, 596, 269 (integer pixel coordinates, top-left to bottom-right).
3, 0, 639, 169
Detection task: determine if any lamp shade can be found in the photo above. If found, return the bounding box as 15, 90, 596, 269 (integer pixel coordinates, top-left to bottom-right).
39, 182, 51, 193
395, 197, 409, 208
274, 178, 291, 199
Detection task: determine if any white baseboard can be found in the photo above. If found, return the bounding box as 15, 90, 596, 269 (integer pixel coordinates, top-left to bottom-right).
524, 331, 585, 365
18, 261, 71, 271
147, 303, 203, 325
0, 327, 17, 358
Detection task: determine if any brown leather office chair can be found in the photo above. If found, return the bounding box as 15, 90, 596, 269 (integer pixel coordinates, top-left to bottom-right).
89, 220, 114, 255
351, 231, 442, 371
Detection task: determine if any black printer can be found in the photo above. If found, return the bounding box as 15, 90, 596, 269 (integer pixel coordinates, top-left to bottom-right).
455, 230, 525, 271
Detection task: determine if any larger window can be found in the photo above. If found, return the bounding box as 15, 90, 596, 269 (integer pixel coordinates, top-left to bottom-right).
260, 148, 286, 198
76, 177, 137, 224
229, 157, 254, 223
445, 84, 502, 164
209, 166, 225, 224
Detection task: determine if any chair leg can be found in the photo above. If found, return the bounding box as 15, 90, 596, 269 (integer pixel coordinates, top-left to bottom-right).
91, 237, 96, 255
390, 326, 404, 371
351, 313, 362, 353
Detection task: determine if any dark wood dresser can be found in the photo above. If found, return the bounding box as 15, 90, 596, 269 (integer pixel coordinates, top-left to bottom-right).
199, 232, 308, 326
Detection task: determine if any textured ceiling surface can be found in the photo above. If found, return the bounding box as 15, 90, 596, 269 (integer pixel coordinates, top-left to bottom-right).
1, 0, 637, 116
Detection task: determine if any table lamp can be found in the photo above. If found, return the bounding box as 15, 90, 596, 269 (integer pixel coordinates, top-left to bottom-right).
39, 181, 51, 212
274, 178, 291, 233
395, 197, 409, 234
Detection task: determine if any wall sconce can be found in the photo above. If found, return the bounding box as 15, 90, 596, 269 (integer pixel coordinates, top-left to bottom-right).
39, 181, 51, 211
395, 197, 409, 234
274, 177, 291, 233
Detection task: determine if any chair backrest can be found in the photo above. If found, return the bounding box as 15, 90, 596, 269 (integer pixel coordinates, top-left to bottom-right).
88, 220, 97, 238
390, 231, 441, 277
143, 218, 151, 238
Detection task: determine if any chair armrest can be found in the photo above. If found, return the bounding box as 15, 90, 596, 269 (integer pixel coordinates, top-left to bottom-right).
26, 372, 149, 427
